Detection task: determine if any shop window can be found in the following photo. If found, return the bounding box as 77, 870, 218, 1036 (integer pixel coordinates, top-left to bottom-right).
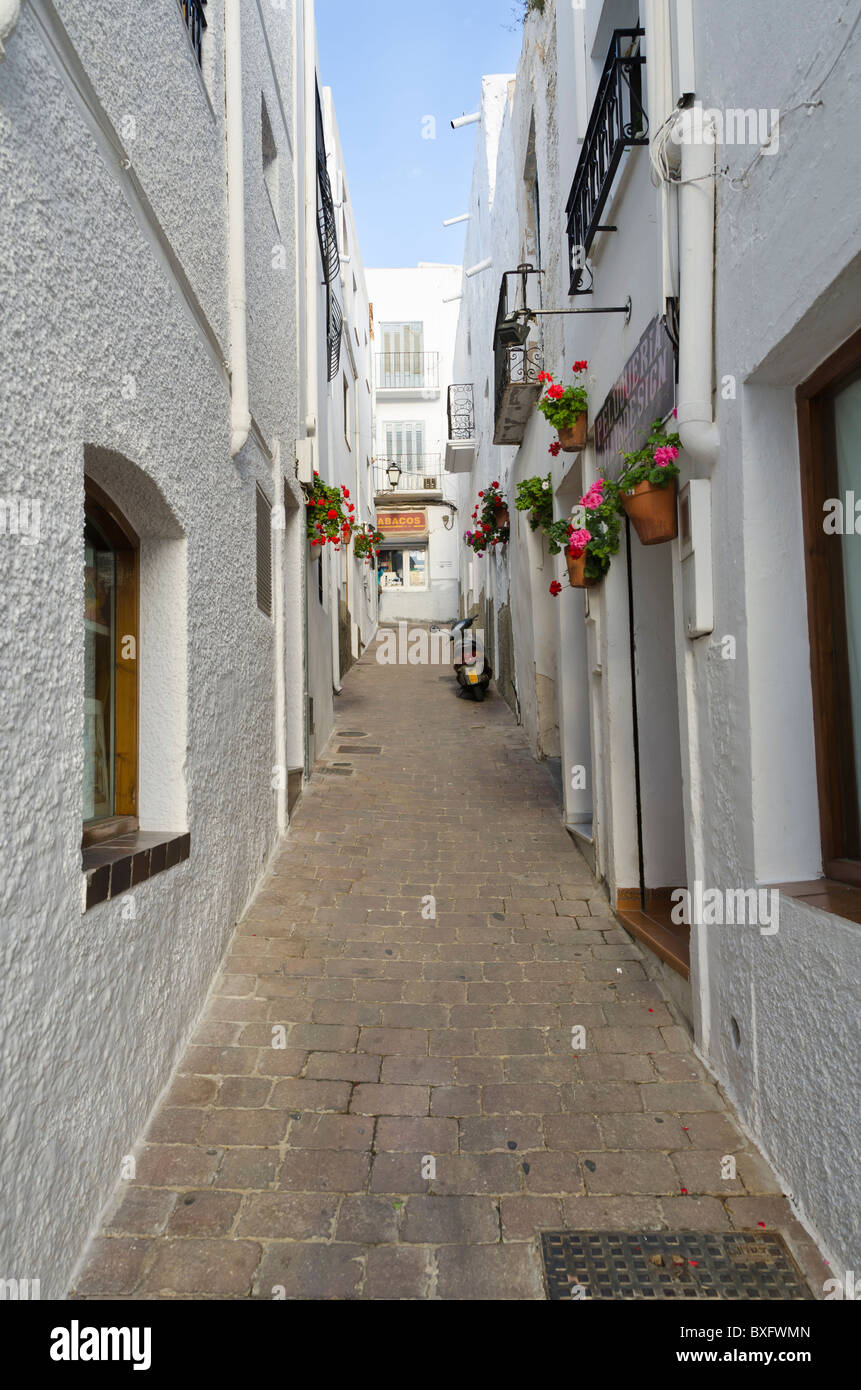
83, 484, 139, 844
797, 327, 861, 883
378, 547, 428, 591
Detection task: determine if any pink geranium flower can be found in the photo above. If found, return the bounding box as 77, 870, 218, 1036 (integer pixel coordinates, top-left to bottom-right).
653, 445, 679, 467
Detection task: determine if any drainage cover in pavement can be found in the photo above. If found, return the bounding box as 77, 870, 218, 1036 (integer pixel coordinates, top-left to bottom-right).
338, 745, 381, 754
540, 1231, 811, 1300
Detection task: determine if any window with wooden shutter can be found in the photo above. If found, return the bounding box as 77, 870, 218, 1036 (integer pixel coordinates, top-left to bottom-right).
256, 484, 273, 618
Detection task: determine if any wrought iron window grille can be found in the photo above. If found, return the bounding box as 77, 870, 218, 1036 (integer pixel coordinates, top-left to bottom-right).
565, 28, 648, 296
327, 287, 343, 382
180, 0, 207, 68
447, 384, 476, 440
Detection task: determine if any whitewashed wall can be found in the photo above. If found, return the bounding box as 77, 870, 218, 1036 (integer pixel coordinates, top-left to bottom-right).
0, 0, 298, 1297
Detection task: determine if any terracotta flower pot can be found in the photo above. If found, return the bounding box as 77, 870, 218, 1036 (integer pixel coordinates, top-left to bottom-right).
565, 549, 597, 589
494, 504, 510, 530
557, 413, 587, 453
620, 477, 678, 545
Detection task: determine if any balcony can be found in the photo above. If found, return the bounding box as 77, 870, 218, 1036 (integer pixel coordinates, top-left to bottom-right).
445, 384, 476, 473
565, 28, 648, 294
493, 270, 543, 446
373, 456, 443, 497
375, 352, 440, 398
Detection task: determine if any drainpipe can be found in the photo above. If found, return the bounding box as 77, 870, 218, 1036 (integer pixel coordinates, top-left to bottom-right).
676, 117, 719, 470
271, 442, 288, 834
225, 0, 250, 456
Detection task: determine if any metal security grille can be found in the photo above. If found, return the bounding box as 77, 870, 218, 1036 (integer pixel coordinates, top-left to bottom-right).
541, 1231, 812, 1301
256, 484, 272, 618
316, 86, 340, 285
180, 0, 207, 67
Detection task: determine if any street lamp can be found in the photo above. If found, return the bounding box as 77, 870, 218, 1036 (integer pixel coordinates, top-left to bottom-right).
386, 460, 402, 489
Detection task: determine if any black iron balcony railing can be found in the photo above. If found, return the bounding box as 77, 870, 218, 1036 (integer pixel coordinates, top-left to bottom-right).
373, 456, 442, 493
447, 384, 476, 440
376, 352, 440, 390
180, 0, 207, 67
493, 267, 543, 446
565, 28, 648, 294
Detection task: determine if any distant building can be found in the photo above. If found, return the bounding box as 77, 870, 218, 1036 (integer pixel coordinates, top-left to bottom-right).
365, 265, 462, 623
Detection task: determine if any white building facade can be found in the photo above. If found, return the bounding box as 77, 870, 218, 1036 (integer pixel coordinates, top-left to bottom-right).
0, 0, 372, 1295
365, 265, 462, 624
450, 0, 861, 1274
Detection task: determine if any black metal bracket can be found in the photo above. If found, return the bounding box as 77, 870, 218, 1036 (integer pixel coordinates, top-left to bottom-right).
517, 295, 633, 327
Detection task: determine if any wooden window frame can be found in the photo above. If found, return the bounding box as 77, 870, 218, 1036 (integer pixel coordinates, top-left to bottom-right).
82, 480, 139, 849
797, 326, 861, 885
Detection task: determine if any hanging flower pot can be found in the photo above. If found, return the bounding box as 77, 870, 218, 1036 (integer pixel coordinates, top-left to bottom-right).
494, 503, 510, 530
565, 548, 597, 589
620, 478, 678, 545
557, 412, 587, 453
537, 363, 589, 453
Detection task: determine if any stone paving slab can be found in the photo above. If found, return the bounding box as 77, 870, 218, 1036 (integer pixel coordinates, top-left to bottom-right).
72, 633, 828, 1300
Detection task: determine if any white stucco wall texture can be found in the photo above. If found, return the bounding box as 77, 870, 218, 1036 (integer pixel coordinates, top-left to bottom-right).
0, 0, 300, 1296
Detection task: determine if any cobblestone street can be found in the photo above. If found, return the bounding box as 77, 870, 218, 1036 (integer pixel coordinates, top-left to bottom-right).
74, 635, 827, 1299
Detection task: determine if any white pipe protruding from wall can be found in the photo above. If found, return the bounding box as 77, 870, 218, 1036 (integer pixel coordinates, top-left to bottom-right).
451, 112, 480, 129
226, 0, 251, 456
443, 214, 470, 226
271, 442, 288, 834
466, 258, 492, 278
676, 115, 719, 471
0, 0, 20, 60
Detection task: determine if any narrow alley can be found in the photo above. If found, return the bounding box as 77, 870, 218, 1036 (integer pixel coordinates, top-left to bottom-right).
72, 638, 825, 1301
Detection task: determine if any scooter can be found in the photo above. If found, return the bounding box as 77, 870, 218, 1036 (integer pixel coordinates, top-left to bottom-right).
450, 616, 492, 701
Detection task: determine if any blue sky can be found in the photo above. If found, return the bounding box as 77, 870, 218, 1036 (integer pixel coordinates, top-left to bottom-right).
315, 0, 525, 270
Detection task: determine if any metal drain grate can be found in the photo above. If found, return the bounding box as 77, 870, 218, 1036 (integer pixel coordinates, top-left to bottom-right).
338, 745, 382, 754
540, 1231, 812, 1301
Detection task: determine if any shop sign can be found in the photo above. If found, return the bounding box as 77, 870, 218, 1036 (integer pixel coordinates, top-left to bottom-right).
594, 316, 676, 476
377, 510, 428, 538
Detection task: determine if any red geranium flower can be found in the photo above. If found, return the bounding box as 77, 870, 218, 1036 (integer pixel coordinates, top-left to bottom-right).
572, 360, 588, 373
327, 508, 338, 519
546, 384, 564, 400
537, 371, 553, 384
549, 580, 562, 596
548, 441, 562, 456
